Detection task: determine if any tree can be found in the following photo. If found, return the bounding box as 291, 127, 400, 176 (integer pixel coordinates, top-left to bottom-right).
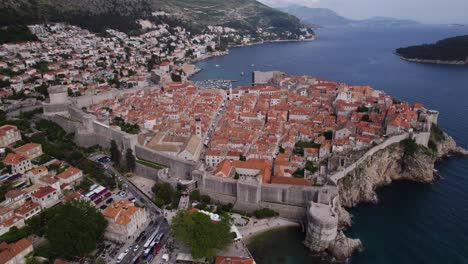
0, 226, 29, 243
45, 200, 107, 259
239, 155, 246, 161
152, 183, 174, 205
155, 198, 165, 208
190, 190, 201, 201
171, 73, 182, 82
171, 210, 232, 259
25, 253, 41, 264
323, 130, 333, 140
361, 114, 370, 122
110, 140, 120, 165
126, 148, 136, 172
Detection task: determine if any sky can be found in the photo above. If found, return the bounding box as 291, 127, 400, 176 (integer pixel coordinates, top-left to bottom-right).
258, 0, 468, 24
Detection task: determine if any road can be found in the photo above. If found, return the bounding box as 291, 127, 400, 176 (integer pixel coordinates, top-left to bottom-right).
90, 155, 171, 264
199, 102, 226, 162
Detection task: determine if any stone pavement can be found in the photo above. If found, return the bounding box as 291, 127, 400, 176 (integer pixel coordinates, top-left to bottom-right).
127, 174, 156, 199
238, 217, 300, 241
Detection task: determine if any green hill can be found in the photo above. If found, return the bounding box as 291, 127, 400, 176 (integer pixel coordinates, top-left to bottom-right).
396, 35, 468, 63
0, 0, 312, 37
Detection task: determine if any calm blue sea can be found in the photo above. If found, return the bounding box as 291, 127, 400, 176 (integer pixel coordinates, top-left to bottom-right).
191, 25, 468, 264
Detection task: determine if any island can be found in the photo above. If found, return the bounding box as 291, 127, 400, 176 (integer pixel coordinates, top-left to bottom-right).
396, 35, 468, 65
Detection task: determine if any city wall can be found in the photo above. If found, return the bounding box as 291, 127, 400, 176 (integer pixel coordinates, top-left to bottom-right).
135, 145, 197, 180
330, 132, 430, 184
71, 86, 158, 108
193, 171, 338, 219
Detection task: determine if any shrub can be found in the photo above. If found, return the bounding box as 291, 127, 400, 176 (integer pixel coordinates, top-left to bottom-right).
254, 208, 279, 219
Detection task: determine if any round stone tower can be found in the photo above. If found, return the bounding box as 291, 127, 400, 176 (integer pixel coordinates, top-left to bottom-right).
304, 201, 339, 252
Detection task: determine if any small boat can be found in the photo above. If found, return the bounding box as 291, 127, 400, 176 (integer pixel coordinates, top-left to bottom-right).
215, 64, 220, 67
251, 64, 255, 67
240, 72, 244, 76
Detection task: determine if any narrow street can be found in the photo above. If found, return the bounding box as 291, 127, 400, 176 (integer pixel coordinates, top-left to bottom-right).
89, 155, 171, 264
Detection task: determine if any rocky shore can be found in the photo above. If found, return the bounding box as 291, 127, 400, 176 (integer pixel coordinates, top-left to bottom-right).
398, 56, 468, 66
329, 132, 467, 261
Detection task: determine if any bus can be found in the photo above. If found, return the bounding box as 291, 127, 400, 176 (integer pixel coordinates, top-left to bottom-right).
143, 228, 159, 249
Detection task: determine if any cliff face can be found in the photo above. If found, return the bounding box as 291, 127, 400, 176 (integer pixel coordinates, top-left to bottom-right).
337, 134, 465, 208
436, 133, 468, 157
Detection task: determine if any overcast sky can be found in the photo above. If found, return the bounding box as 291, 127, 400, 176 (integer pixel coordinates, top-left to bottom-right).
259, 0, 468, 24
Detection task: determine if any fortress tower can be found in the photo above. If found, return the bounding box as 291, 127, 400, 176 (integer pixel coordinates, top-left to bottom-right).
195, 117, 202, 138
43, 85, 70, 116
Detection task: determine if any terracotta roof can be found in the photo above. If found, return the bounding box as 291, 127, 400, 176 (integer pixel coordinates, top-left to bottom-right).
64, 192, 82, 202
102, 200, 141, 226
28, 166, 48, 176
14, 143, 41, 153
0, 238, 32, 263
31, 186, 56, 199
4, 189, 24, 200
0, 125, 18, 137
3, 153, 28, 165
56, 167, 81, 179
14, 201, 40, 216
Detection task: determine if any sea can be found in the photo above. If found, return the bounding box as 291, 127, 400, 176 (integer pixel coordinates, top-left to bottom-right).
190, 25, 468, 264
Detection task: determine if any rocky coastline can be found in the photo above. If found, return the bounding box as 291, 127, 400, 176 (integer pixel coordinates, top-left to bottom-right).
398, 55, 468, 66
330, 132, 467, 261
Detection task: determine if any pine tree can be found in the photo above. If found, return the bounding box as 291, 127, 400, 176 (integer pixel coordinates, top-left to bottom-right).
126, 148, 136, 172
110, 140, 120, 165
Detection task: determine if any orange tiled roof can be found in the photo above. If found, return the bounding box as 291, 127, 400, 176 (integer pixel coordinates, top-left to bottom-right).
56, 167, 81, 179
0, 238, 32, 264
31, 186, 56, 199
102, 200, 141, 226
14, 143, 40, 153
3, 153, 27, 165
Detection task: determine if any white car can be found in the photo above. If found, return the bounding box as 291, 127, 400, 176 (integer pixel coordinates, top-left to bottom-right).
124, 248, 129, 254
119, 191, 127, 197
133, 245, 139, 252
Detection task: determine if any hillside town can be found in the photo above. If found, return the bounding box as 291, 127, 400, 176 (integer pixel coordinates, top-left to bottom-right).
0, 20, 442, 264
0, 22, 313, 108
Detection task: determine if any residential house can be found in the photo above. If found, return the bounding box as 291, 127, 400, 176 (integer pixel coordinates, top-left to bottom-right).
0, 238, 33, 264
14, 143, 43, 160
3, 154, 32, 175
102, 200, 148, 242
0, 125, 21, 147
14, 201, 41, 220
56, 167, 83, 186
31, 186, 60, 209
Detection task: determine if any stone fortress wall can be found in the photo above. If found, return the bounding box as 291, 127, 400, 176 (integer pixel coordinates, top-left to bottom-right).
42, 84, 434, 257
329, 132, 430, 185
43, 85, 197, 180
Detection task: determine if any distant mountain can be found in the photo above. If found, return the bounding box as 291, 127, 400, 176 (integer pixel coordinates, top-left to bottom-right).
350, 16, 420, 27
0, 0, 312, 37
280, 5, 419, 27
396, 35, 468, 65
279, 6, 351, 27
